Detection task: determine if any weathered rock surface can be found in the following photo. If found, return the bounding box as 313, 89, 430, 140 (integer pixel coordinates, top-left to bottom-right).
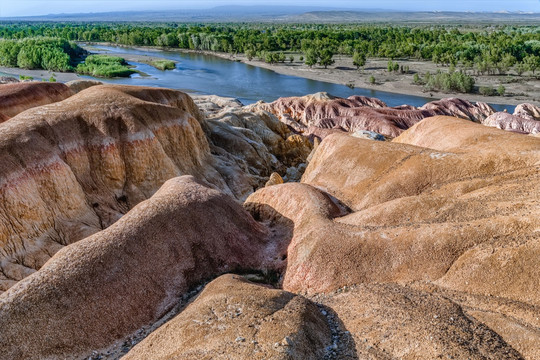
0, 85, 311, 292
482, 111, 540, 134
254, 93, 495, 138
0, 84, 229, 291
245, 116, 539, 358
0, 82, 73, 120
513, 102, 540, 121
246, 117, 539, 296
0, 85, 538, 360
124, 274, 331, 360
317, 283, 523, 359
0, 177, 274, 360
65, 79, 103, 93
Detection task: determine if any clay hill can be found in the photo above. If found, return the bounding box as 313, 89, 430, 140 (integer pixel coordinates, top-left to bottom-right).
0, 82, 538, 360
252, 92, 540, 138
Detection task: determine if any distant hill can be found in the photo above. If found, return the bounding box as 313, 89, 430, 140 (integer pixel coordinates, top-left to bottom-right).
1, 6, 539, 23
288, 10, 540, 23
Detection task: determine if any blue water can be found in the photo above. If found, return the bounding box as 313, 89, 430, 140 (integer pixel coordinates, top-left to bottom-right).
82, 45, 515, 113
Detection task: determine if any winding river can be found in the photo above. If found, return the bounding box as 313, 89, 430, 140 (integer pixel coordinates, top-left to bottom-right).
84, 45, 514, 112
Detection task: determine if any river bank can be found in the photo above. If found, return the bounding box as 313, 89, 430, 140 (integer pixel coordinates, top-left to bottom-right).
82, 42, 538, 107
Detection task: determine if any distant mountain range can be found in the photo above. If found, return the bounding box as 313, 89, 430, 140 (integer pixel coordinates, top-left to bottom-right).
1, 6, 540, 23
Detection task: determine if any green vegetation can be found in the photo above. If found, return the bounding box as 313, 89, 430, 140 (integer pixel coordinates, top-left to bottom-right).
19, 74, 33, 81
424, 69, 475, 93
0, 23, 539, 89
0, 37, 83, 71
150, 59, 176, 70
352, 51, 366, 69
368, 75, 376, 84
76, 55, 135, 77
479, 85, 498, 96
0, 23, 537, 75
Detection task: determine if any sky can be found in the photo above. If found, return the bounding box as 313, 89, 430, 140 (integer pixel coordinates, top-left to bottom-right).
0, 0, 539, 17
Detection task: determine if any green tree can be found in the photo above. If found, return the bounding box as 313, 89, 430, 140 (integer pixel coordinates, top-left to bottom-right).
524, 54, 540, 75
245, 49, 255, 61
318, 49, 334, 69
304, 48, 318, 68
352, 51, 366, 70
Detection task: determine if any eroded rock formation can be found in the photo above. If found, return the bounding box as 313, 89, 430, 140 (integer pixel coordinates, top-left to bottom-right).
253, 93, 497, 138
124, 274, 331, 360
0, 84, 310, 292
0, 177, 275, 360
0, 82, 73, 120
0, 83, 538, 360
482, 111, 540, 134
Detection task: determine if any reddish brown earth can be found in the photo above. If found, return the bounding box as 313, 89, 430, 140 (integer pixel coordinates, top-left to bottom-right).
0, 84, 309, 293
0, 84, 538, 359
253, 93, 499, 138
0, 177, 275, 360
0, 82, 73, 120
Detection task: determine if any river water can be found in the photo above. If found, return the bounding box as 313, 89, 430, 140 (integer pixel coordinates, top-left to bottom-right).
84, 45, 514, 112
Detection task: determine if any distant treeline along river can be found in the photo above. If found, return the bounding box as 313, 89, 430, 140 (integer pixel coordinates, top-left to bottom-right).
84, 45, 514, 113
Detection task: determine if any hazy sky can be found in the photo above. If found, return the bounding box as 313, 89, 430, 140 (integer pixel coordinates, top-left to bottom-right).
1, 0, 539, 17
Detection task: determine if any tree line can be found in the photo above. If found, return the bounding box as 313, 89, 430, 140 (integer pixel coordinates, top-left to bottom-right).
0, 23, 539, 71
0, 37, 84, 71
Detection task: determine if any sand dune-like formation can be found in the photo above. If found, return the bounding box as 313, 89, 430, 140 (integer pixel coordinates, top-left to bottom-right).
0, 84, 538, 359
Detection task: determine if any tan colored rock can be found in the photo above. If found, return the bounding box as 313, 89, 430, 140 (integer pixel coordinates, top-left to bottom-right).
0, 177, 272, 360
319, 283, 522, 359
124, 274, 331, 360
246, 116, 539, 302
65, 79, 102, 93
0, 82, 73, 120
265, 172, 284, 187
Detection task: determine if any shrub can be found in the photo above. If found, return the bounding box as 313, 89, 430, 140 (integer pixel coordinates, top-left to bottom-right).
151, 60, 176, 70
368, 75, 376, 84
497, 84, 506, 96
425, 69, 475, 93
479, 86, 497, 96
76, 55, 135, 77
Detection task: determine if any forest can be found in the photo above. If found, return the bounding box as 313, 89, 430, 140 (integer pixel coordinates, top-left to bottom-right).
0, 23, 539, 88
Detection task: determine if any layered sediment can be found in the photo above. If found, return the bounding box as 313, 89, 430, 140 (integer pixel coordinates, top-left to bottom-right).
0, 84, 538, 359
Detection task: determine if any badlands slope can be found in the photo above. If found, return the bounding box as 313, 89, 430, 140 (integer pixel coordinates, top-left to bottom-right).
0, 81, 538, 359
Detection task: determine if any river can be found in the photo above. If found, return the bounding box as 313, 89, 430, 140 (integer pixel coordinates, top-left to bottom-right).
83, 45, 513, 112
